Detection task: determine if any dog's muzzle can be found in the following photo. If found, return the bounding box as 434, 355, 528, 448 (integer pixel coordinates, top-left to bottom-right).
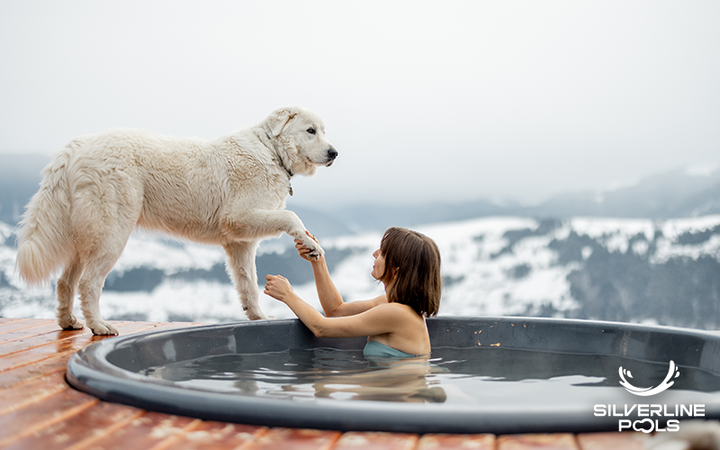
325, 147, 338, 166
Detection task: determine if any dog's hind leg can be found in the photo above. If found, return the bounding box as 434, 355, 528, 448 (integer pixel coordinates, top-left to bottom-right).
224, 240, 267, 320
75, 220, 136, 335
77, 247, 124, 335
56, 254, 85, 330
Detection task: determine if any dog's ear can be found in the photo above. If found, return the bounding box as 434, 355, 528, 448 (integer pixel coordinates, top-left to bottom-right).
267, 107, 299, 137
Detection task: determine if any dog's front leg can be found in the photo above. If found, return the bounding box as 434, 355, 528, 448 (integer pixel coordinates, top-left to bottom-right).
223, 210, 324, 260
223, 240, 268, 320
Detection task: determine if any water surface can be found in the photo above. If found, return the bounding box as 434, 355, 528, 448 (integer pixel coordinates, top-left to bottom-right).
139, 346, 720, 407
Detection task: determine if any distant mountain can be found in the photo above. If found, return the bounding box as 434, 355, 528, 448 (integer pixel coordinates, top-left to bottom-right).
297, 165, 720, 231
2, 153, 719, 230
313, 198, 515, 233
525, 167, 720, 219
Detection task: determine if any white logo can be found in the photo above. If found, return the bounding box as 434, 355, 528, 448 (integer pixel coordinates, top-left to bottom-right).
595, 360, 704, 433
618, 360, 680, 396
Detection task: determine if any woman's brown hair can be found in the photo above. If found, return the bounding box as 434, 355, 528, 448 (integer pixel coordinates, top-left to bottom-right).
377, 227, 441, 317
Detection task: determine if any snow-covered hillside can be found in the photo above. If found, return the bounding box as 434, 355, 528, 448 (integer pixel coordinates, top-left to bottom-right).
1, 215, 719, 329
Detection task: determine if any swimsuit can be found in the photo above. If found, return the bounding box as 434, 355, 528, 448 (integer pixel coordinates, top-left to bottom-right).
363, 340, 424, 359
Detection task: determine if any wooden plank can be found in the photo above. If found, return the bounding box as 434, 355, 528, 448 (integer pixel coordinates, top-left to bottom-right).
0, 347, 80, 388
497, 433, 578, 450
0, 318, 24, 324
0, 318, 56, 335
163, 421, 266, 450
0, 372, 68, 415
0, 322, 176, 390
417, 433, 496, 449
0, 321, 196, 389
0, 320, 76, 345
0, 320, 209, 449
0, 327, 112, 371
243, 428, 342, 450
0, 320, 183, 371
0, 386, 98, 446
0, 334, 93, 371
73, 411, 199, 450
0, 320, 169, 357
1, 400, 144, 450
331, 431, 419, 450
0, 318, 171, 350
577, 432, 647, 450
0, 326, 93, 356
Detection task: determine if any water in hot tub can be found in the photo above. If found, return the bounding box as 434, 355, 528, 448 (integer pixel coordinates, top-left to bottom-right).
139, 346, 720, 407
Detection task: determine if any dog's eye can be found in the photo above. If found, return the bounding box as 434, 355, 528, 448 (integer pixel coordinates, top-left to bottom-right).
306, 128, 316, 135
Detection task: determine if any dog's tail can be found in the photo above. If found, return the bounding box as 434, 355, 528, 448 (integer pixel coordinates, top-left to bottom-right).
16, 149, 74, 285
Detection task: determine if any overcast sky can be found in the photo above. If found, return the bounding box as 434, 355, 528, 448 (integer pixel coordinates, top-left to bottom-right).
1, 1, 719, 207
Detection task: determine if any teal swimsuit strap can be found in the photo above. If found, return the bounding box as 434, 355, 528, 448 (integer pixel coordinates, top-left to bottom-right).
363, 340, 423, 358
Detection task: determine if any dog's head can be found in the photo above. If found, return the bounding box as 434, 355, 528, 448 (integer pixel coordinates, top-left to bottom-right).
263, 106, 337, 176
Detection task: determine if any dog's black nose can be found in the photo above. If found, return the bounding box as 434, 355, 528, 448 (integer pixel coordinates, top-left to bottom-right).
327, 148, 338, 160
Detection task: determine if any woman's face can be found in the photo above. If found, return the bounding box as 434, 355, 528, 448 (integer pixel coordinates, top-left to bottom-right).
371, 248, 386, 280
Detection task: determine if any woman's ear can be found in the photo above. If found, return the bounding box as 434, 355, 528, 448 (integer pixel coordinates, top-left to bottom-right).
390, 267, 400, 281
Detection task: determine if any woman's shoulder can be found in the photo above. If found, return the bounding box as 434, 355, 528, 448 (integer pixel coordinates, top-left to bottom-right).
375, 301, 421, 318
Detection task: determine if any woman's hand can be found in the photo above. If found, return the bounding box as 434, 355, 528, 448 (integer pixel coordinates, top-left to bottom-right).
264, 274, 296, 303
295, 231, 321, 262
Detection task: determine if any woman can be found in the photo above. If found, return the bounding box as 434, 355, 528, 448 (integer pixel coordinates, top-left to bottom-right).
264, 227, 442, 358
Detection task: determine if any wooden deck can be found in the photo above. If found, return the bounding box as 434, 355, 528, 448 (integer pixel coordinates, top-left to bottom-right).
0, 317, 649, 449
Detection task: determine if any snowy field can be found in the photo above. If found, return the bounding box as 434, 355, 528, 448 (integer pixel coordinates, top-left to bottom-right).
1, 215, 719, 328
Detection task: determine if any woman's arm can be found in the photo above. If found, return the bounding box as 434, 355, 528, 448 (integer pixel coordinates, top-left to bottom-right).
306, 253, 344, 316
296, 235, 384, 317
264, 274, 398, 338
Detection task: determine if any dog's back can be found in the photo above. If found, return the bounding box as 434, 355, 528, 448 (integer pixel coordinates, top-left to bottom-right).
16, 129, 151, 284
15, 127, 262, 285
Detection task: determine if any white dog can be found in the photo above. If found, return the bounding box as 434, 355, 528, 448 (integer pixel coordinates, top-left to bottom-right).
16, 106, 337, 335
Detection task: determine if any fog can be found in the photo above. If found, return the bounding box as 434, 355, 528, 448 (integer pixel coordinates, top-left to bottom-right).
1, 1, 719, 206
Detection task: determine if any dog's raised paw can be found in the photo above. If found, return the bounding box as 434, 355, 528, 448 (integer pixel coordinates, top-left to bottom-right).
306, 243, 325, 260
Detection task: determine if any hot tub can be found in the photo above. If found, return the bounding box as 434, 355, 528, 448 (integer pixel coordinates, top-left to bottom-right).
66, 317, 720, 434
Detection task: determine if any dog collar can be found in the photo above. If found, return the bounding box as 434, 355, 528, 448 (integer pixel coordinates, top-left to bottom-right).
280, 162, 293, 196
261, 129, 294, 196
